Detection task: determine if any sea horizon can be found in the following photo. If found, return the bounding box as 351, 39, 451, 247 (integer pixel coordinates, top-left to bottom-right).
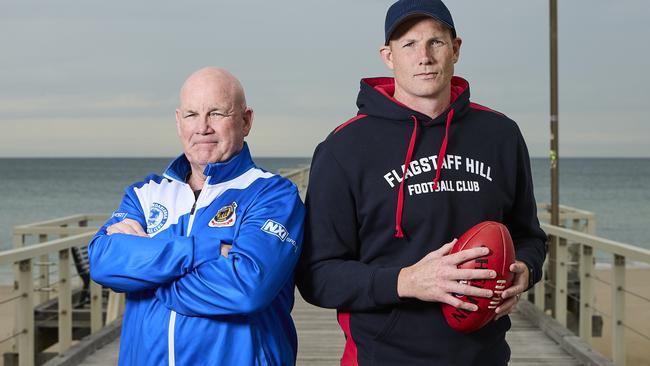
1, 157, 649, 283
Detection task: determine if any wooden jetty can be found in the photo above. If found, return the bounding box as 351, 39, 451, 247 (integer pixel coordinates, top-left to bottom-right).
1, 166, 648, 366
74, 293, 592, 366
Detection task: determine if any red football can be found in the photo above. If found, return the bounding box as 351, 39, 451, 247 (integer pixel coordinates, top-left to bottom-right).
441, 221, 515, 333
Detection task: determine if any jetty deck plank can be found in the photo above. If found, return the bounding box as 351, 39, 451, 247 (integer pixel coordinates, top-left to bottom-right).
79, 294, 582, 366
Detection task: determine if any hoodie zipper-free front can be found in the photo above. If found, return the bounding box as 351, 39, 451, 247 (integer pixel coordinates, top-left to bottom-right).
393, 109, 455, 239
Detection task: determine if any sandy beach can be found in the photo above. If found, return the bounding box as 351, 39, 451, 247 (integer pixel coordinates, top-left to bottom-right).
590, 267, 650, 365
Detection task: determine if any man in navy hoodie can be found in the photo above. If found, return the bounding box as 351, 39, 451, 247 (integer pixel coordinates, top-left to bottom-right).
297, 1, 547, 365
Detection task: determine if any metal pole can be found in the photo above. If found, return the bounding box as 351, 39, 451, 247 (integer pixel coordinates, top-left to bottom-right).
546, 0, 560, 319
550, 0, 559, 226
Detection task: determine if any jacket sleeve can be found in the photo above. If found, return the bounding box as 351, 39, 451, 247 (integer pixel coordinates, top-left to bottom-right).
505, 127, 548, 289
296, 143, 403, 312
88, 184, 219, 293
154, 178, 305, 316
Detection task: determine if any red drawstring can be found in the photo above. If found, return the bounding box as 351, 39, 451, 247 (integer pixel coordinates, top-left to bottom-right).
394, 109, 455, 239
433, 109, 454, 190
395, 115, 418, 238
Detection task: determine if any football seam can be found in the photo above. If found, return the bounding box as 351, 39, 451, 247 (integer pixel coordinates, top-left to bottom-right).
456, 221, 493, 251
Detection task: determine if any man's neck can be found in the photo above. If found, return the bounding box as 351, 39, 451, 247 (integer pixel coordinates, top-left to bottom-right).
393, 87, 451, 121
187, 166, 207, 191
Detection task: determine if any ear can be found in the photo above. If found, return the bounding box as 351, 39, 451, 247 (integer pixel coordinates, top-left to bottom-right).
242, 107, 253, 137
175, 109, 182, 137
379, 45, 395, 70
452, 37, 462, 64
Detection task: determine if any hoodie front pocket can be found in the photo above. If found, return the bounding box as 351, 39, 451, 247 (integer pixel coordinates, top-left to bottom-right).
373, 307, 401, 341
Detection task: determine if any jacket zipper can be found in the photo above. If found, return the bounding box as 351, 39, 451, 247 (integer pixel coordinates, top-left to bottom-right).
168, 183, 204, 366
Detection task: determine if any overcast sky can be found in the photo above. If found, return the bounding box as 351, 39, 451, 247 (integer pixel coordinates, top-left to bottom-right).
1, 0, 648, 158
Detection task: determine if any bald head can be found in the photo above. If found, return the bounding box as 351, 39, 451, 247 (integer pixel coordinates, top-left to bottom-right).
175, 67, 254, 177
179, 67, 247, 110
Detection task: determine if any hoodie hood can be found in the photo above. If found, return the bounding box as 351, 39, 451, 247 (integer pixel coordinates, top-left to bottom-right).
353, 76, 471, 238
357, 76, 471, 126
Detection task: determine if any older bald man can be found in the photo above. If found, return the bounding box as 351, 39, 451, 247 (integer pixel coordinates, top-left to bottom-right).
89, 67, 305, 365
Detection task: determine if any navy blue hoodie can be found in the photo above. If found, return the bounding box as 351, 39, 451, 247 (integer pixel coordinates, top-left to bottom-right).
297, 76, 547, 366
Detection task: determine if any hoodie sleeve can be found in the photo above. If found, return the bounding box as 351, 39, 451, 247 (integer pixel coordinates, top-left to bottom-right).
153, 178, 304, 316
296, 143, 403, 311
88, 183, 220, 293
505, 127, 548, 289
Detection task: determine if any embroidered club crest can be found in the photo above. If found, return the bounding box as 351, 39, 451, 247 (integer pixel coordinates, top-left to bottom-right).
209, 202, 238, 228
147, 203, 169, 234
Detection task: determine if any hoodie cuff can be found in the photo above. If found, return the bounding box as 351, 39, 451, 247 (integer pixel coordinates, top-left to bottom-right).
192, 238, 221, 270
371, 267, 403, 306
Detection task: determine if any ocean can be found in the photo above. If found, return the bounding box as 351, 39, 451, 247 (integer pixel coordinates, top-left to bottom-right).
530, 158, 650, 252
0, 157, 649, 283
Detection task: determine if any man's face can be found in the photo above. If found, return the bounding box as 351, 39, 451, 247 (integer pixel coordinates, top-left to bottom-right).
380, 17, 461, 102
175, 79, 252, 170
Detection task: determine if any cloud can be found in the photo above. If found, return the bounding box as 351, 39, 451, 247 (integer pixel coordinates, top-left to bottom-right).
0, 117, 179, 157
0, 94, 175, 119
1, 0, 649, 157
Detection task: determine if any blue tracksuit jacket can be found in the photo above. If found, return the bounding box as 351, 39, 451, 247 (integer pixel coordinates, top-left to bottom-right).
88, 143, 305, 365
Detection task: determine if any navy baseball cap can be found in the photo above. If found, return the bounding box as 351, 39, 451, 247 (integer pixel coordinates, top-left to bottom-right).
384, 0, 455, 45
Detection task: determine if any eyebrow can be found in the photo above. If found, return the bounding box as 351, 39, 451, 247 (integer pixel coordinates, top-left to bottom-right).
181, 109, 200, 117
181, 106, 228, 115
401, 32, 448, 41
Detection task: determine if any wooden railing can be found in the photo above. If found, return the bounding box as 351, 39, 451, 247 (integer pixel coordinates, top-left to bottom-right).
533, 204, 650, 366
279, 166, 310, 200
1, 214, 111, 366
8, 169, 646, 366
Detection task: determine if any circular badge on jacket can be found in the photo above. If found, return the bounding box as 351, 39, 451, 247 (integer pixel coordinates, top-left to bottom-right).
147, 202, 169, 234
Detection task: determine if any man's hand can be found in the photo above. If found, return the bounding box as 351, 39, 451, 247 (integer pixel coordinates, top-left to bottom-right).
494, 261, 529, 320
106, 219, 233, 257
220, 244, 232, 258
397, 239, 496, 312
106, 219, 148, 237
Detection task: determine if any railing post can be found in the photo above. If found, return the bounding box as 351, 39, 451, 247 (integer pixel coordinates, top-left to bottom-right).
579, 245, 594, 343
555, 236, 568, 326
37, 234, 50, 304
12, 233, 25, 356
17, 259, 34, 366
298, 171, 304, 200
58, 249, 72, 352
59, 223, 68, 239
586, 214, 596, 235
90, 280, 103, 333
547, 233, 557, 317
13, 233, 25, 249
106, 291, 125, 324
534, 261, 546, 311
612, 254, 626, 366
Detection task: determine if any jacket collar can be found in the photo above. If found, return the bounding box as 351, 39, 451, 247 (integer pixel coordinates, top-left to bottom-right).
164, 142, 255, 186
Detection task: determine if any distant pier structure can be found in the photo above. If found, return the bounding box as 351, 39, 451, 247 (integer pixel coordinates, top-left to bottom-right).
1, 166, 648, 366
